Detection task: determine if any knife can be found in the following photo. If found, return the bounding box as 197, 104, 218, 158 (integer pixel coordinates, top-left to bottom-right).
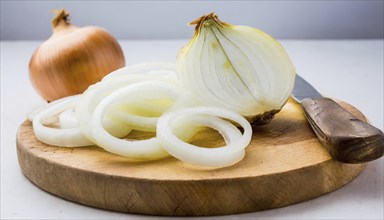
292, 75, 384, 164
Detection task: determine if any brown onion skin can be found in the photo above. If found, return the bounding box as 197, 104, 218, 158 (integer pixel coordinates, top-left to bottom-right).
29, 10, 125, 102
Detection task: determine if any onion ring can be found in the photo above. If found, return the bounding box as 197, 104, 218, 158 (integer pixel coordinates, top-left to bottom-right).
27, 95, 80, 124
89, 80, 186, 159
157, 107, 252, 167
76, 69, 181, 139
32, 95, 93, 147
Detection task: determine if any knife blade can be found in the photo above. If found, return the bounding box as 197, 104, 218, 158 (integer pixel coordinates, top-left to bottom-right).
292, 75, 384, 164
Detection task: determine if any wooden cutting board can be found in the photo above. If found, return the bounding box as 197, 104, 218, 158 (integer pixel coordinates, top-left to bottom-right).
16, 99, 367, 216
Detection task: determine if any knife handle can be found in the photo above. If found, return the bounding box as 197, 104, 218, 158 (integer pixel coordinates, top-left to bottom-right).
300, 97, 384, 164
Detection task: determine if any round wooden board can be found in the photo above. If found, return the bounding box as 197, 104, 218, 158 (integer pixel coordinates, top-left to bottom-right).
16, 99, 367, 216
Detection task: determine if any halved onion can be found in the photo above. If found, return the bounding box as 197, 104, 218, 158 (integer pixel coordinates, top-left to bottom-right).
177, 13, 296, 125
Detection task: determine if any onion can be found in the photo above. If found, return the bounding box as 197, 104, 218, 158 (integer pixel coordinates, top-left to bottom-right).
177, 12, 296, 125
29, 9, 125, 102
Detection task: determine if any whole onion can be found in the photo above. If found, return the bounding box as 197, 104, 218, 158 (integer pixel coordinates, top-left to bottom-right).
29, 9, 125, 102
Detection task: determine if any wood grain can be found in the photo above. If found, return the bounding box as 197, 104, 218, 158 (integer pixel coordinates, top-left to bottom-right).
301, 97, 384, 163
16, 99, 367, 216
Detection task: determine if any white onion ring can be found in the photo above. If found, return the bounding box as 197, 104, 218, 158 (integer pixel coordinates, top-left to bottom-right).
157, 107, 252, 167
172, 114, 242, 145
89, 80, 186, 159
32, 96, 93, 147
76, 70, 181, 139
27, 95, 80, 124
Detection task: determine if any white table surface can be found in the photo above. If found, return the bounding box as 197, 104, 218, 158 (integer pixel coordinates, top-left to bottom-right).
1, 39, 383, 219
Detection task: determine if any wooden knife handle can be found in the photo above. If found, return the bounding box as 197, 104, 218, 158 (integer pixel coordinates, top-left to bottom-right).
301, 97, 384, 163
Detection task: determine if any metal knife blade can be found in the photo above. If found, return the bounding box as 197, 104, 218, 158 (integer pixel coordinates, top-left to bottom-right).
292, 74, 384, 164
292, 75, 322, 103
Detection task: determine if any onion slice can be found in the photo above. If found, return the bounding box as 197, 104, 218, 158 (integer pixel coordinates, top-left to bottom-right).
32, 95, 94, 147
27, 94, 80, 124
172, 114, 243, 145
157, 107, 252, 167
76, 69, 183, 140
89, 80, 187, 159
